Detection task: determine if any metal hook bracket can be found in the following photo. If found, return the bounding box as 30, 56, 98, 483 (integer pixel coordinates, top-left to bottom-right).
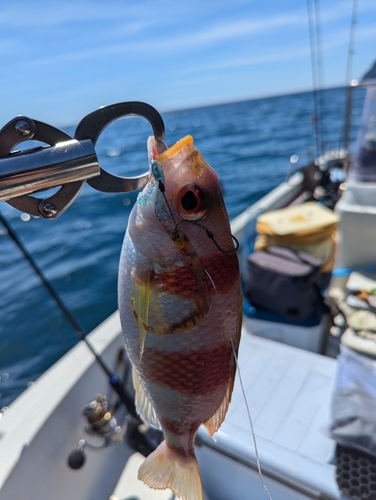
0, 102, 165, 218
74, 102, 165, 193
0, 117, 99, 218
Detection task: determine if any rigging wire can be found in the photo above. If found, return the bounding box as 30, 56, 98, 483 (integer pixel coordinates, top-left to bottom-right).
339, 0, 358, 154
314, 0, 326, 156
306, 0, 326, 159
306, 0, 321, 159
345, 0, 358, 86
0, 211, 139, 421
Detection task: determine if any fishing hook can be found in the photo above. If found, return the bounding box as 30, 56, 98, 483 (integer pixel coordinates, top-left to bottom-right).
150, 158, 239, 254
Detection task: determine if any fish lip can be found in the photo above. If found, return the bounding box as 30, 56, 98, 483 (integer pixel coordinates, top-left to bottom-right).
147, 136, 168, 163
155, 135, 193, 162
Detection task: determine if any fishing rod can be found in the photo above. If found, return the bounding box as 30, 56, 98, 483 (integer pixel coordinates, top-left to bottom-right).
0, 210, 140, 422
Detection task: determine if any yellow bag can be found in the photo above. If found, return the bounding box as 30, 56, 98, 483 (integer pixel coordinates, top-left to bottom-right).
255, 202, 340, 272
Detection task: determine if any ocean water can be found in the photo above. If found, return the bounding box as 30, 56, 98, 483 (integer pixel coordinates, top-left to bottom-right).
0, 86, 365, 407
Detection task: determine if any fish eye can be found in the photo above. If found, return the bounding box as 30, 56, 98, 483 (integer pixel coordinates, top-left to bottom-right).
177, 184, 207, 220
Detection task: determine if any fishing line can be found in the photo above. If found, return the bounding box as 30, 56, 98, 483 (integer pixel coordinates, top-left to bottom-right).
202, 265, 273, 500
151, 157, 239, 253
151, 157, 180, 240
151, 156, 271, 496
187, 220, 239, 255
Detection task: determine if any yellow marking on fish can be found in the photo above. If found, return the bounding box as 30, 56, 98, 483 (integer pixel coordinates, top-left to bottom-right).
130, 269, 151, 355
131, 296, 209, 335
130, 230, 211, 335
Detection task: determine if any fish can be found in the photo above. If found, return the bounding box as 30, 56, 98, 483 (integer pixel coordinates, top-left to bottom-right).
118, 135, 242, 500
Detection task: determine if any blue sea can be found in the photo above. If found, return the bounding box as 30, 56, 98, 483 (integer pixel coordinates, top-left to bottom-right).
0, 87, 365, 407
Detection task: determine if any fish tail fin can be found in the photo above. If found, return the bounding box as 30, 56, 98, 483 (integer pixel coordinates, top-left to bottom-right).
138, 440, 202, 500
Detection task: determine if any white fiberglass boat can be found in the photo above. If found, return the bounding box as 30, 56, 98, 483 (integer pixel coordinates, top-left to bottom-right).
2, 70, 376, 500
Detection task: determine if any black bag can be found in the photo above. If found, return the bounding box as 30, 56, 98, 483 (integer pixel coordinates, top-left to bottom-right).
244, 246, 324, 322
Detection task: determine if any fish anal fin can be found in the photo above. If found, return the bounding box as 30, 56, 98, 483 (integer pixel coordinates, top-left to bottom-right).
204, 366, 236, 436
138, 440, 202, 500
132, 368, 161, 429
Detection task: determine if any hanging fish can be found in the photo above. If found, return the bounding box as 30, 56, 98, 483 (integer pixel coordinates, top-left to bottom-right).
118, 135, 242, 500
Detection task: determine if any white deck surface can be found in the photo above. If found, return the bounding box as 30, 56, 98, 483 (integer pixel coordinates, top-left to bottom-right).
110, 452, 174, 500
0, 312, 341, 500
197, 326, 340, 499
0, 311, 123, 493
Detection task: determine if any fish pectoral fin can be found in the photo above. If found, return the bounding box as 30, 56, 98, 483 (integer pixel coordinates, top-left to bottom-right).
138, 440, 203, 500
132, 368, 161, 429
204, 365, 236, 436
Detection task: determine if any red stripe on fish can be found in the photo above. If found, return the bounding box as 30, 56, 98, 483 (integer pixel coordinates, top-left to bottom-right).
160, 418, 202, 458
150, 252, 239, 298
165, 442, 196, 460
160, 418, 200, 459
160, 418, 201, 437
140, 343, 234, 394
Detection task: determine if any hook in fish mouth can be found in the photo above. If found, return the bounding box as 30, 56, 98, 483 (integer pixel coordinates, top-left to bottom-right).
151, 157, 239, 255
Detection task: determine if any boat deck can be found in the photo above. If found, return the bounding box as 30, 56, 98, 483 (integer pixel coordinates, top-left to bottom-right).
111, 323, 341, 500
196, 326, 340, 500
0, 313, 341, 500
109, 452, 174, 500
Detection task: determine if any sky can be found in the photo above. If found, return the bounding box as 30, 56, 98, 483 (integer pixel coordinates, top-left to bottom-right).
1, 0, 375, 128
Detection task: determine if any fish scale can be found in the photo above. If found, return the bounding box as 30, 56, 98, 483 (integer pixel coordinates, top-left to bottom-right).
140, 343, 233, 394
151, 252, 239, 298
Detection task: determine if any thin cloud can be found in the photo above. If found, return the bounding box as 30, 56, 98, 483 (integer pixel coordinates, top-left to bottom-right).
3, 0, 374, 72
0, 11, 311, 71
0, 2, 139, 27
182, 46, 312, 74
180, 19, 376, 74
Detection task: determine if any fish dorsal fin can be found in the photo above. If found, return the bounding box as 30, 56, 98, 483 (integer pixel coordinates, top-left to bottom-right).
132, 368, 161, 429
204, 363, 236, 436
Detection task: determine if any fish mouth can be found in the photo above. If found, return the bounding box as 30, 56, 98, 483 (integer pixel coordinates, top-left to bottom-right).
155, 135, 193, 162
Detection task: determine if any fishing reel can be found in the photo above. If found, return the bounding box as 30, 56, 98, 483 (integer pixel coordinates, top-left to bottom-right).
67, 393, 126, 470
67, 392, 162, 470
83, 393, 122, 439
0, 102, 165, 218
81, 392, 162, 456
